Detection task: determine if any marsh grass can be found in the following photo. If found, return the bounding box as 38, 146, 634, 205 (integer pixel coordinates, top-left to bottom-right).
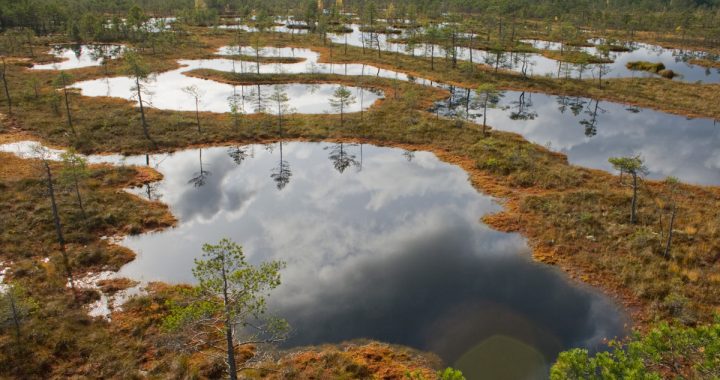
1, 27, 720, 377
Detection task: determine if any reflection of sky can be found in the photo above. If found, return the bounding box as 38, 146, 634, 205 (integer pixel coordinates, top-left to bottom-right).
70, 43, 720, 184
326, 25, 719, 83
31, 44, 124, 70
110, 142, 626, 379
72, 57, 382, 114
438, 88, 720, 185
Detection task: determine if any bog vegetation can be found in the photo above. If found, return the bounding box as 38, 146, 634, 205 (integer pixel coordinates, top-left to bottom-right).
1, 0, 720, 378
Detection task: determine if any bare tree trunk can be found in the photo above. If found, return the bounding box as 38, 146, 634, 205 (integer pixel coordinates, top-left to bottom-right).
72, 171, 87, 221
430, 45, 434, 70
135, 76, 151, 142
340, 102, 344, 128
664, 205, 676, 258
44, 161, 76, 295
195, 99, 201, 133
451, 32, 457, 68
255, 42, 261, 75
1, 58, 11, 115
8, 292, 21, 342
631, 172, 638, 224
464, 88, 470, 120
483, 98, 488, 136
469, 33, 474, 69
61, 75, 76, 136
375, 33, 381, 58
220, 253, 238, 380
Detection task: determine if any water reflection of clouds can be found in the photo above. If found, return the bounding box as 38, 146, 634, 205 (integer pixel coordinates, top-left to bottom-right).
112, 143, 625, 380
72, 57, 383, 114
31, 44, 125, 71
443, 89, 720, 184
0, 140, 626, 378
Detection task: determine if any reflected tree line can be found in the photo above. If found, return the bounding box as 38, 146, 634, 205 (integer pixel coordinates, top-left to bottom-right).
438, 86, 614, 138
154, 142, 370, 193
169, 142, 413, 194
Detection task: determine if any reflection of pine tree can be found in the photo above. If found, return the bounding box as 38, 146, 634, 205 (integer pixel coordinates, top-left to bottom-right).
270, 142, 292, 190
144, 182, 161, 201
325, 143, 358, 173
227, 146, 248, 165
402, 150, 415, 162
142, 153, 162, 200
188, 149, 211, 188
579, 99, 605, 138
250, 84, 269, 114
509, 92, 538, 121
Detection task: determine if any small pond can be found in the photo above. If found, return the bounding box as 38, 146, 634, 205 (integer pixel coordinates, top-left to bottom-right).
101, 142, 626, 380
324, 24, 720, 83
68, 45, 720, 185
435, 87, 720, 185
31, 44, 124, 71
71, 56, 384, 114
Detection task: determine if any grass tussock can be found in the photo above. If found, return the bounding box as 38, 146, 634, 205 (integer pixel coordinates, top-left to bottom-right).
688, 58, 720, 70
626, 60, 666, 73
541, 49, 613, 64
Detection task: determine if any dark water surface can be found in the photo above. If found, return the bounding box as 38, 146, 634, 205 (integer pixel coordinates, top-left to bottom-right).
116, 142, 626, 379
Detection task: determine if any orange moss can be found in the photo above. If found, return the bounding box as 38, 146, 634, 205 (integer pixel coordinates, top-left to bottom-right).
262, 341, 441, 379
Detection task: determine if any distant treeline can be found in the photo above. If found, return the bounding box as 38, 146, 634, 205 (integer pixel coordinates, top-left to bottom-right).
1, 0, 719, 35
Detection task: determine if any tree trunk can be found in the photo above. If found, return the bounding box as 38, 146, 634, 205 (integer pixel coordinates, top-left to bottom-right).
255, 43, 261, 75
483, 98, 488, 136
631, 172, 638, 224
1, 58, 11, 115
8, 291, 21, 342
430, 45, 434, 70
469, 33, 474, 69
135, 76, 150, 142
664, 205, 676, 258
195, 99, 201, 133
464, 89, 470, 120
72, 171, 87, 221
451, 32, 457, 68
220, 253, 238, 380
61, 76, 76, 136
44, 161, 76, 294
340, 102, 344, 128
376, 33, 381, 58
